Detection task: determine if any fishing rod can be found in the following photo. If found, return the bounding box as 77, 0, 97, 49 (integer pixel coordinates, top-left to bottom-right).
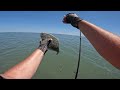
75, 30, 82, 79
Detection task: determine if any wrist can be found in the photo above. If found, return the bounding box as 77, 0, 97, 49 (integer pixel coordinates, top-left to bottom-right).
36, 48, 45, 55
77, 19, 85, 28
74, 18, 83, 29
38, 45, 47, 54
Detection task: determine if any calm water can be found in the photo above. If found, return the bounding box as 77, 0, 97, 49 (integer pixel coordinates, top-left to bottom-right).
0, 32, 120, 79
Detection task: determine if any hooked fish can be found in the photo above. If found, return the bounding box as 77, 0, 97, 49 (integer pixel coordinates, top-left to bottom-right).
40, 33, 59, 54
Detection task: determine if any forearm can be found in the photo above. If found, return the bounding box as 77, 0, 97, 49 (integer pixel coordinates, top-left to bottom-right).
1, 49, 44, 79
78, 20, 120, 69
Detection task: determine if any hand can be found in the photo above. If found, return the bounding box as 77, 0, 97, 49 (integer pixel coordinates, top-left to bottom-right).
38, 38, 52, 54
63, 13, 82, 29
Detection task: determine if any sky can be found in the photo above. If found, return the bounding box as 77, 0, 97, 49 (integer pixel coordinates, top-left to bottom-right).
0, 11, 120, 36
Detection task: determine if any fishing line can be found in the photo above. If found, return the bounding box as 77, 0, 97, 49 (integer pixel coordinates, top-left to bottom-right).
75, 30, 82, 79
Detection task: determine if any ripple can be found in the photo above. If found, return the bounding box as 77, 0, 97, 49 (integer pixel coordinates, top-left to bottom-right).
0, 32, 120, 79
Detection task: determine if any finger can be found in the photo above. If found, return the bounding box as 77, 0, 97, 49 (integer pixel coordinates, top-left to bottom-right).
47, 39, 52, 46
40, 41, 41, 44
62, 16, 67, 23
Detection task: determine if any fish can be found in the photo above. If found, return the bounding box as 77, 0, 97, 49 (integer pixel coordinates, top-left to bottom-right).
40, 33, 59, 54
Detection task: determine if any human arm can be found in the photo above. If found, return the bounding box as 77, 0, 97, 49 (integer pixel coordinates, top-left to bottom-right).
63, 13, 120, 69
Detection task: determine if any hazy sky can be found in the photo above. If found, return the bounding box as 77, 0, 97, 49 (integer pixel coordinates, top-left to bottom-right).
0, 11, 120, 36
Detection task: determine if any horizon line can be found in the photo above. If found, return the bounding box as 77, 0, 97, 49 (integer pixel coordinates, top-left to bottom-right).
0, 31, 85, 37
